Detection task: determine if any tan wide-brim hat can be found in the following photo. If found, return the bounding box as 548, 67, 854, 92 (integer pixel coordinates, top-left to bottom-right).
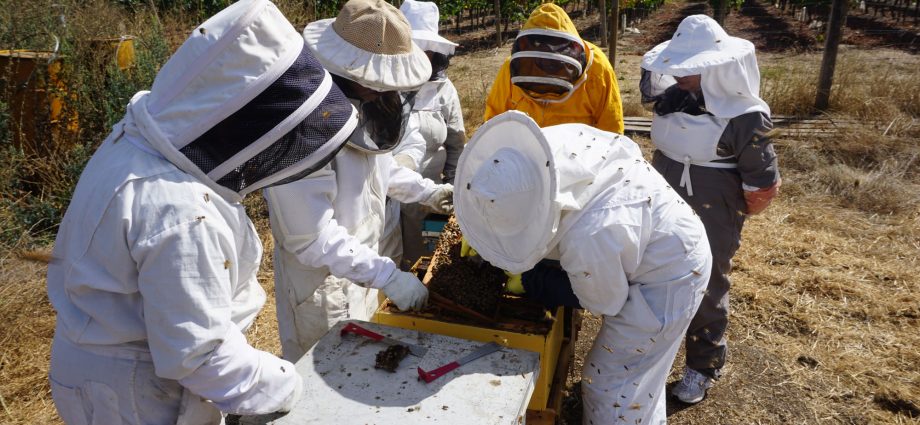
303, 0, 431, 92
454, 111, 558, 274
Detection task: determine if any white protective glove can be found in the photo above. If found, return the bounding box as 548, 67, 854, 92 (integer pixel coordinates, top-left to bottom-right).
277, 373, 304, 413
421, 183, 454, 215
382, 270, 429, 311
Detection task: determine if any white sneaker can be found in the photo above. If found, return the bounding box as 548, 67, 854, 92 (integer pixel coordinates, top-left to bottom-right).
671, 368, 713, 404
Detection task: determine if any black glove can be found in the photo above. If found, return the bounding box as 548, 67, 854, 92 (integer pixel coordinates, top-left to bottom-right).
520, 260, 582, 309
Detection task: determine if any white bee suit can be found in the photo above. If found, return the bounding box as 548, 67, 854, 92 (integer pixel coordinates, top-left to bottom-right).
396, 79, 465, 182
45, 1, 361, 423
454, 112, 711, 425
49, 127, 296, 424
560, 178, 712, 425
265, 147, 440, 361
378, 112, 427, 265
388, 79, 466, 265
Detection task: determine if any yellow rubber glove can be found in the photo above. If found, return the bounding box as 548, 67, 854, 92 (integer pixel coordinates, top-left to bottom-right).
460, 236, 478, 258
504, 271, 525, 294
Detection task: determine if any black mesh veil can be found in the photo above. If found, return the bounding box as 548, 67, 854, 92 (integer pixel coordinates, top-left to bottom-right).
179, 42, 354, 195
510, 33, 587, 96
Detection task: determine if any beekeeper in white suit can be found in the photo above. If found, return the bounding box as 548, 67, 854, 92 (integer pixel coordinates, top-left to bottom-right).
454, 111, 712, 425
46, 1, 352, 422
265, 0, 453, 361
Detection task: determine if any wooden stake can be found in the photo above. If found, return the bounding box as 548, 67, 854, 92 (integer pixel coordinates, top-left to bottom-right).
609, 0, 620, 68
599, 0, 609, 48
815, 0, 849, 110
714, 0, 728, 25
494, 0, 503, 47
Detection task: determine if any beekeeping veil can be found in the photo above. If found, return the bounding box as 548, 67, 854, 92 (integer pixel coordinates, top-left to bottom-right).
453, 111, 555, 273
303, 0, 431, 153
455, 111, 645, 274
510, 3, 589, 100
124, 0, 357, 203
641, 14, 769, 118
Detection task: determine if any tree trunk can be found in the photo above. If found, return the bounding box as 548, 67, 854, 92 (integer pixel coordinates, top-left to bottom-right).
610, 0, 619, 67
714, 0, 728, 25
815, 0, 848, 110
494, 0, 503, 46
599, 0, 608, 47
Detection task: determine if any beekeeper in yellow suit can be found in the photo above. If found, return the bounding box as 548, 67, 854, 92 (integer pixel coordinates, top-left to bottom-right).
483, 3, 624, 133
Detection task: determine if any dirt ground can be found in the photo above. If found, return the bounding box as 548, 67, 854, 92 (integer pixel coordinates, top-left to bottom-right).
0, 2, 918, 425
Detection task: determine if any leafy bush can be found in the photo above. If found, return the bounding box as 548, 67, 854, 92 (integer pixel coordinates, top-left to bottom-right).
117, 0, 232, 20
0, 144, 91, 246
0, 0, 171, 248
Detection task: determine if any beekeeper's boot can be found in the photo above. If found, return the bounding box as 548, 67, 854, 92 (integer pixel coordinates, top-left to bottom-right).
671, 367, 713, 404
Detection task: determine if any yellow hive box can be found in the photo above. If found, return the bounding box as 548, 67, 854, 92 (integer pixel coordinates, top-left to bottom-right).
373, 254, 566, 412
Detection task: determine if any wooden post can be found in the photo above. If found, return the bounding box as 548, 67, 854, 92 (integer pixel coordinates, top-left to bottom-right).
609, 0, 620, 67
815, 0, 848, 110
599, 0, 608, 47
494, 0, 503, 46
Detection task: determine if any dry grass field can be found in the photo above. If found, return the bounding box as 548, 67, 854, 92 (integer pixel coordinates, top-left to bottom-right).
1, 2, 919, 424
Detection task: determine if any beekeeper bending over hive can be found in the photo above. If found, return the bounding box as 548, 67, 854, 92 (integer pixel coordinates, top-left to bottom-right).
264, 0, 453, 362
46, 1, 350, 421
453, 111, 712, 425
640, 15, 781, 404
483, 3, 624, 133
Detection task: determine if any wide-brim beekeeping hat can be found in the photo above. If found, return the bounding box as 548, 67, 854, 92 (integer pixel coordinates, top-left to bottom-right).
454, 111, 558, 274
641, 14, 753, 76
128, 0, 358, 202
641, 14, 769, 117
399, 0, 458, 56
303, 0, 431, 92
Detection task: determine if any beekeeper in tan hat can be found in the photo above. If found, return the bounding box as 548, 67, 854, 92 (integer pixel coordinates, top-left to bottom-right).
264, 0, 454, 362
454, 111, 711, 425
640, 14, 781, 404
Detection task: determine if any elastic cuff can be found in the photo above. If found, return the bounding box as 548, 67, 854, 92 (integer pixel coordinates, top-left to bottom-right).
370, 260, 398, 289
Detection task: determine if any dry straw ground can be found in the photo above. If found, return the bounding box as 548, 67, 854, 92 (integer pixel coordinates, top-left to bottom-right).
1, 7, 919, 425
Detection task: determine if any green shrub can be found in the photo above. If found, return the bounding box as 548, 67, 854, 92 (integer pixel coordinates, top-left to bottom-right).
0, 143, 87, 246
0, 1, 171, 248
117, 0, 232, 20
